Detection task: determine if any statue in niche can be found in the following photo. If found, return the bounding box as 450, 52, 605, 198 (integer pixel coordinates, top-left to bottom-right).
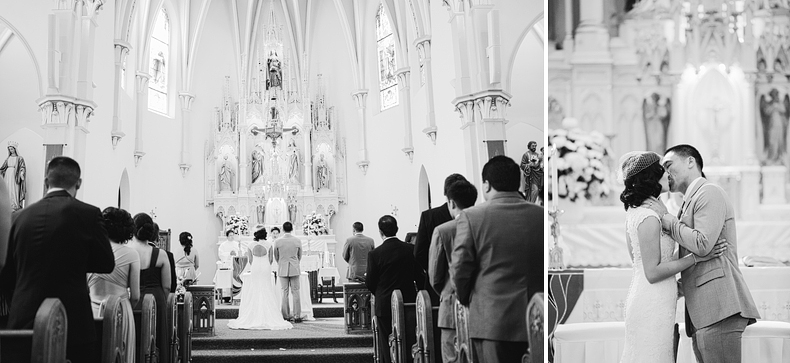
759, 88, 790, 165
251, 149, 264, 184
642, 93, 671, 154
287, 139, 300, 183
0, 142, 26, 211
256, 204, 265, 225
315, 154, 331, 191
288, 204, 297, 224
267, 50, 282, 90
219, 155, 235, 192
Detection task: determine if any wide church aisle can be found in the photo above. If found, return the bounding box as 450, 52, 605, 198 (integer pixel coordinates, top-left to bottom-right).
0, 0, 543, 362
549, 1, 790, 363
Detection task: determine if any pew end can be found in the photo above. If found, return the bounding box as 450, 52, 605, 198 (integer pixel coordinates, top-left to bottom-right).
390, 290, 417, 363
454, 299, 475, 363
526, 293, 544, 363
0, 298, 68, 363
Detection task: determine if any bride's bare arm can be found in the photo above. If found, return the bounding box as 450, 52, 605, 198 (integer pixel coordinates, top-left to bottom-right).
640, 216, 705, 284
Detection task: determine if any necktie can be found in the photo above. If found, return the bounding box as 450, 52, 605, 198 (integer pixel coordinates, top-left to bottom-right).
678, 200, 687, 261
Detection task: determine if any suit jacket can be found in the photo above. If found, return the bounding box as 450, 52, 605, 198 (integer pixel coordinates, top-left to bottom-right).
668, 178, 760, 335
451, 192, 543, 342
5, 190, 114, 361
428, 219, 457, 329
274, 234, 302, 277
343, 233, 374, 281
414, 203, 452, 298
365, 237, 424, 319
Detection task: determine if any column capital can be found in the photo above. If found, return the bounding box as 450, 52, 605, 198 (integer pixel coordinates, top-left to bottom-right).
179, 92, 196, 110
38, 96, 97, 126
442, 0, 465, 14
414, 36, 431, 51
395, 68, 411, 89
351, 89, 369, 109
135, 72, 150, 92
114, 40, 131, 64
452, 89, 511, 127
357, 160, 370, 175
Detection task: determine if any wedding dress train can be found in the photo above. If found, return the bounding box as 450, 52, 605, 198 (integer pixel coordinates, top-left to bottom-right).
620, 207, 677, 363
228, 241, 293, 330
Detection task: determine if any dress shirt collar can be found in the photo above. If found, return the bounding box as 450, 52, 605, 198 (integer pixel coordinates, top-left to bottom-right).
382, 236, 398, 243
683, 177, 705, 203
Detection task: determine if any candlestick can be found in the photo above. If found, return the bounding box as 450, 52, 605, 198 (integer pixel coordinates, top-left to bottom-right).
551, 145, 559, 210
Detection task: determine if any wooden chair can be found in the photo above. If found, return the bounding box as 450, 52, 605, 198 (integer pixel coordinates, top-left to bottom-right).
0, 298, 67, 363
526, 293, 544, 363
454, 299, 475, 363
177, 292, 193, 363
161, 293, 178, 363
389, 290, 416, 363
134, 294, 157, 363
413, 290, 441, 363
371, 296, 382, 363
94, 295, 128, 363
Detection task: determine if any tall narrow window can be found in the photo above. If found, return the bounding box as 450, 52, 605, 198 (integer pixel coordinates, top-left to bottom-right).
148, 8, 169, 114
376, 3, 398, 111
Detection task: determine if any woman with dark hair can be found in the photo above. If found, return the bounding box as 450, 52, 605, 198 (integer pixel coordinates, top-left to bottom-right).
175, 232, 199, 285
618, 152, 725, 362
87, 207, 139, 362
228, 228, 292, 330
129, 212, 171, 354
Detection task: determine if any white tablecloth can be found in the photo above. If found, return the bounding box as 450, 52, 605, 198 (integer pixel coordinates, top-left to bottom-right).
318, 267, 341, 282
554, 321, 790, 363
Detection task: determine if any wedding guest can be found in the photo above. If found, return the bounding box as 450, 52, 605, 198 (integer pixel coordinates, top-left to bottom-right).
88, 207, 139, 363
342, 222, 374, 282
148, 223, 176, 292
4, 156, 114, 363
175, 232, 199, 285
452, 155, 543, 363
366, 215, 424, 363
428, 180, 478, 362
414, 173, 467, 302
130, 213, 171, 356
270, 226, 281, 240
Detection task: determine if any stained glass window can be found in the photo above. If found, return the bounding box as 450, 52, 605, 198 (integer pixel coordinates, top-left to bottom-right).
148, 7, 169, 114
376, 3, 398, 111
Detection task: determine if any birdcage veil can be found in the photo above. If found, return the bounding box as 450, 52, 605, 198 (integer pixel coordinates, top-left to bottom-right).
617, 151, 661, 183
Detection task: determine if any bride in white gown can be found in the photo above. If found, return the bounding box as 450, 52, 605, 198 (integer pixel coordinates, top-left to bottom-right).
618, 152, 724, 363
228, 229, 293, 330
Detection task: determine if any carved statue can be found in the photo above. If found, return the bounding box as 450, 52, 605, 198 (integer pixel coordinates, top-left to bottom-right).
288, 204, 297, 224
256, 204, 265, 225
759, 89, 790, 165
288, 139, 300, 183
219, 155, 235, 192
315, 154, 330, 191
520, 141, 543, 203
251, 149, 263, 184
0, 142, 26, 211
643, 93, 671, 154
267, 50, 282, 90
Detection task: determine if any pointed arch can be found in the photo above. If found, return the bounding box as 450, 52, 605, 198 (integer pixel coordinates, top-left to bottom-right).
418, 165, 430, 211
0, 16, 43, 96
505, 13, 544, 93
119, 169, 131, 210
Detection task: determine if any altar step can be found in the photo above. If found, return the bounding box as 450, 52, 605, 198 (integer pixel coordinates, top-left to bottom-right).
216, 305, 344, 319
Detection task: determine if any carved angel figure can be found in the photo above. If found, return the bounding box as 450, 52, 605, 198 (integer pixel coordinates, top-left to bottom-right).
643, 93, 671, 154
759, 88, 790, 165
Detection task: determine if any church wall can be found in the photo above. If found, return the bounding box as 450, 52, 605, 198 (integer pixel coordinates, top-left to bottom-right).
508, 23, 544, 162
0, 34, 42, 143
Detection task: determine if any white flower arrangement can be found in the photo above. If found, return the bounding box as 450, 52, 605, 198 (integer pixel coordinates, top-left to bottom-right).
302, 212, 328, 236
548, 128, 612, 202
225, 215, 250, 236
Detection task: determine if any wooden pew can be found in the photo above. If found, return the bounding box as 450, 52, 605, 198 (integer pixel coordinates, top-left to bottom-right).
161, 293, 178, 363
371, 296, 383, 363
94, 295, 128, 363
0, 298, 67, 363
134, 294, 157, 363
177, 292, 193, 363
413, 290, 442, 363
389, 290, 416, 363
454, 299, 475, 363
525, 293, 544, 363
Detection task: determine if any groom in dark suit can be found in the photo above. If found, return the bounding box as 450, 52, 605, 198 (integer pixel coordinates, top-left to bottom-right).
3, 156, 114, 363
452, 156, 543, 363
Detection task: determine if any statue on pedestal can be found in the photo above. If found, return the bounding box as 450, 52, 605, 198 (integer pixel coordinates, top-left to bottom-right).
520, 141, 543, 203
251, 149, 264, 184
315, 154, 330, 191
0, 142, 26, 211
267, 50, 282, 90
288, 203, 297, 224
643, 93, 671, 154
219, 155, 235, 192
288, 140, 300, 183
759, 88, 790, 165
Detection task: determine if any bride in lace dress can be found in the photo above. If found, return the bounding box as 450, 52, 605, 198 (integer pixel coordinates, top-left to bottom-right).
618, 152, 725, 363
228, 228, 293, 330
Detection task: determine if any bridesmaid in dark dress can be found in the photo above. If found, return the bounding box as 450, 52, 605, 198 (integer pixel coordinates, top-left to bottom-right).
130, 213, 171, 354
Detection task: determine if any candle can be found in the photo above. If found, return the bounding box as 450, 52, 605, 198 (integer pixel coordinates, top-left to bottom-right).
551, 145, 559, 210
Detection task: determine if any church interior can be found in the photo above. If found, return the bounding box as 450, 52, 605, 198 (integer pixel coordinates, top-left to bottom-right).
0, 0, 543, 361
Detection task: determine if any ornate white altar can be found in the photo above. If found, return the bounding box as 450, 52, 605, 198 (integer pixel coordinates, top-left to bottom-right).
203, 7, 347, 233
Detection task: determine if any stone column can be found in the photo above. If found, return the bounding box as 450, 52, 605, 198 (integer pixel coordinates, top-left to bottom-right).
179, 92, 195, 176
574, 0, 610, 57
351, 90, 370, 174
564, 0, 574, 52
396, 68, 414, 161
474, 93, 510, 159
302, 59, 313, 193
238, 79, 248, 194
112, 40, 130, 148
134, 72, 150, 165
415, 37, 437, 143
454, 97, 482, 191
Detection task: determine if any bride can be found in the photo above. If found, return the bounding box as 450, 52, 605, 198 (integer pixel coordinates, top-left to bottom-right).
228, 228, 293, 330
618, 151, 725, 362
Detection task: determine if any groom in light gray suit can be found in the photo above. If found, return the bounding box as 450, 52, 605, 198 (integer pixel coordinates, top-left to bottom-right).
274, 222, 302, 322
650, 144, 759, 363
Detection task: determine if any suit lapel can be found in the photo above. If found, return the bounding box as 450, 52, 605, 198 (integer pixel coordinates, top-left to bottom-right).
679, 178, 707, 219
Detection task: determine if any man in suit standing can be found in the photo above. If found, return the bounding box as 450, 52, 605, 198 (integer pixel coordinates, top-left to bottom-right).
452, 156, 543, 363
342, 222, 374, 282
4, 156, 114, 363
366, 215, 424, 363
428, 180, 477, 363
414, 173, 467, 302
648, 144, 759, 363
274, 221, 302, 322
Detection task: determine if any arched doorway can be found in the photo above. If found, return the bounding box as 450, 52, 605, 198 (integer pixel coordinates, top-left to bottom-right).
118, 169, 130, 210
418, 165, 430, 212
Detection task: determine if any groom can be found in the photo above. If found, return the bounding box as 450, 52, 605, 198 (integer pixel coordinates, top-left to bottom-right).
649, 144, 759, 363
274, 222, 302, 322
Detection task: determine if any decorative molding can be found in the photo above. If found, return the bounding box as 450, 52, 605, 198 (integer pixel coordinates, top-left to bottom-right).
37, 97, 97, 126
134, 151, 145, 166
179, 163, 191, 177
135, 72, 150, 92
179, 92, 196, 110
113, 40, 131, 65
111, 131, 125, 149
422, 126, 438, 144
396, 68, 411, 89
357, 160, 369, 175
351, 90, 368, 108
402, 147, 414, 162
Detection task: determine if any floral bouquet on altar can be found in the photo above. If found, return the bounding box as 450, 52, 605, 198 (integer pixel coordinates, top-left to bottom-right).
302, 212, 328, 236
548, 127, 612, 202
225, 215, 250, 236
